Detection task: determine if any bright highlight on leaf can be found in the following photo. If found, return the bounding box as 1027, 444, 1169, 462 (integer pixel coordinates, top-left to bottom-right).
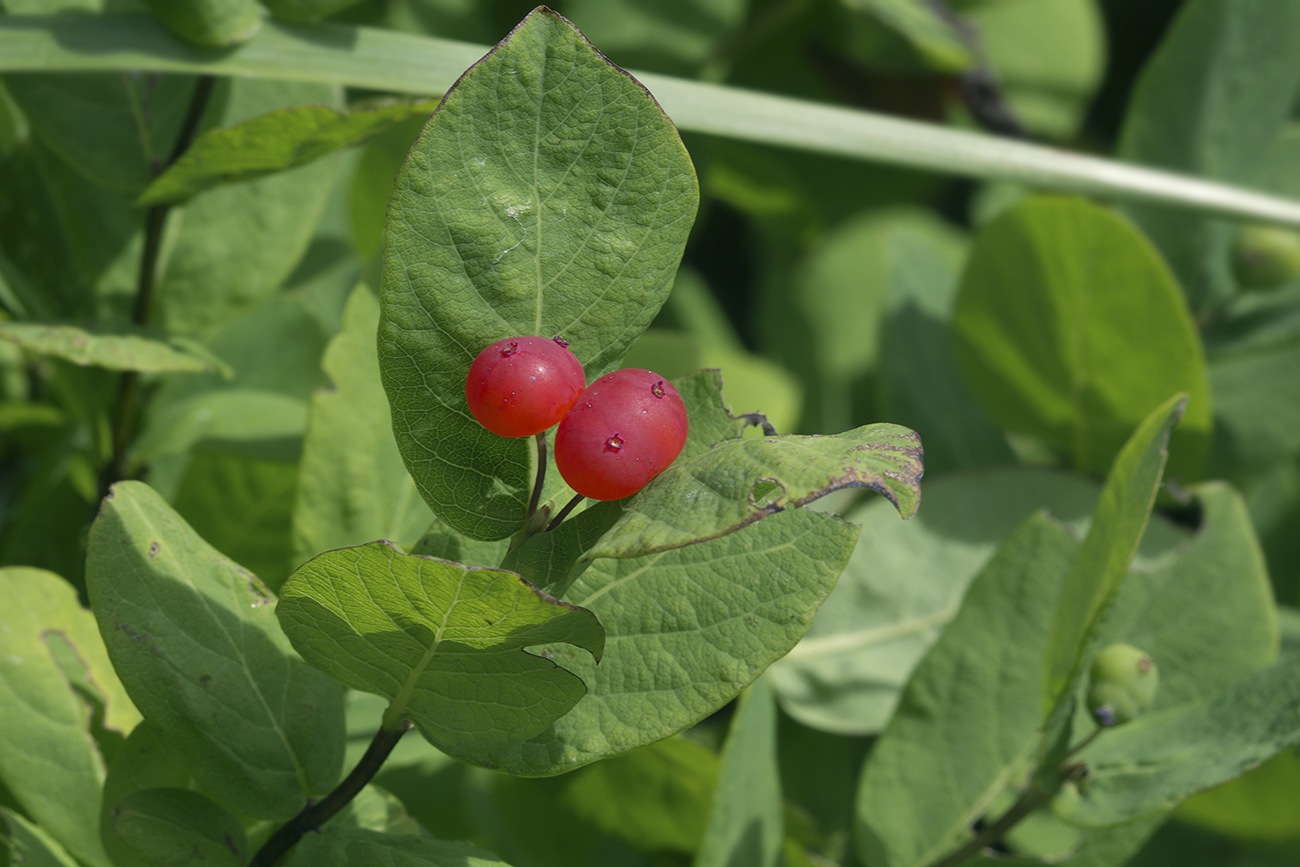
277, 541, 605, 753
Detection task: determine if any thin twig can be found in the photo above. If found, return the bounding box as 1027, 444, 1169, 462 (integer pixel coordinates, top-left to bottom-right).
99, 74, 215, 497
249, 721, 412, 867
926, 786, 1051, 867
546, 493, 584, 532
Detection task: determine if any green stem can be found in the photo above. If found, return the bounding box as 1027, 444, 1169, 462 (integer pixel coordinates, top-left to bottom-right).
926, 786, 1052, 867
99, 73, 214, 497
249, 721, 412, 867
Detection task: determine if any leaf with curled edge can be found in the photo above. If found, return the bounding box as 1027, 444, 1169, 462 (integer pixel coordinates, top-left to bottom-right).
277, 541, 605, 753
583, 423, 923, 562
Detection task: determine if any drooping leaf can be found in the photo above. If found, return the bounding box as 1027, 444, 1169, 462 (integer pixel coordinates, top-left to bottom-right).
768, 468, 1187, 735
379, 8, 699, 541
952, 197, 1209, 479
293, 286, 434, 566
695, 675, 784, 867
285, 826, 511, 867
144, 0, 262, 47
112, 788, 247, 867
452, 507, 858, 776
86, 481, 346, 821
158, 78, 344, 336
0, 321, 228, 374
1043, 394, 1186, 714
854, 513, 1080, 867
582, 423, 922, 561
1057, 654, 1300, 828
0, 566, 138, 867
276, 541, 605, 753
139, 99, 438, 206
1119, 0, 1300, 313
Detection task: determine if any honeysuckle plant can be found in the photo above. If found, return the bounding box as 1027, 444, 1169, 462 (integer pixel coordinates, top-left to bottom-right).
3, 3, 1300, 867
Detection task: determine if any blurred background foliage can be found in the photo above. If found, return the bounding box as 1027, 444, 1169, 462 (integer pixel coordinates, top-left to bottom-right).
2, 1, 1300, 866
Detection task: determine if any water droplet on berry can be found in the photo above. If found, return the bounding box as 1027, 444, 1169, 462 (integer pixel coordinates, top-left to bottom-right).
501, 341, 519, 357
651, 381, 666, 398
605, 434, 624, 451
552, 336, 571, 348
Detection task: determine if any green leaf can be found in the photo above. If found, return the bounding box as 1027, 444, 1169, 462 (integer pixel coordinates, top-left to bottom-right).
560, 737, 719, 854
0, 321, 227, 374
1208, 334, 1300, 474
1057, 655, 1300, 828
285, 826, 510, 867
582, 423, 922, 562
293, 286, 434, 566
144, 0, 261, 47
329, 784, 421, 835
1043, 394, 1186, 714
4, 72, 195, 194
408, 514, 511, 569
768, 468, 1187, 735
452, 507, 858, 776
171, 452, 299, 592
872, 211, 1013, 475
139, 99, 438, 206
276, 541, 605, 752
263, 0, 361, 23
695, 675, 784, 867
99, 723, 193, 867
9, 17, 1300, 227
158, 79, 344, 336
131, 390, 308, 463
854, 512, 1080, 867
1177, 749, 1300, 843
0, 566, 136, 867
561, 0, 749, 75
378, 8, 699, 541
953, 197, 1210, 479
85, 481, 346, 821
0, 808, 80, 867
499, 501, 622, 599
840, 0, 972, 71
112, 788, 247, 867
1119, 0, 1300, 312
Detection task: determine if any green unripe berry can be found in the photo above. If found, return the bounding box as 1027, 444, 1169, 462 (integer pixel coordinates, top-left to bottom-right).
1086, 644, 1158, 728
1232, 225, 1300, 291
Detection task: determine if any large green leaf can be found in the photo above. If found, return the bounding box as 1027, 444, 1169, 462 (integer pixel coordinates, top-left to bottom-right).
854, 513, 1080, 867
1177, 750, 1300, 843
1043, 394, 1186, 713
695, 675, 784, 867
276, 541, 605, 753
1119, 0, 1300, 313
953, 197, 1210, 479
0, 566, 139, 867
451, 507, 858, 776
293, 286, 434, 566
1058, 654, 1300, 828
378, 8, 699, 541
139, 99, 438, 206
112, 788, 247, 867
85, 481, 346, 821
99, 722, 194, 867
285, 826, 510, 867
768, 469, 1186, 735
583, 423, 922, 561
0, 321, 226, 374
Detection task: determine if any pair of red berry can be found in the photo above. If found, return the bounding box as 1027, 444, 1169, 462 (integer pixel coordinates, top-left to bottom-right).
464, 336, 688, 502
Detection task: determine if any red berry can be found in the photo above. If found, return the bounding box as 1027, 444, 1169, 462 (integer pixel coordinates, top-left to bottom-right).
465, 336, 586, 437
555, 369, 689, 501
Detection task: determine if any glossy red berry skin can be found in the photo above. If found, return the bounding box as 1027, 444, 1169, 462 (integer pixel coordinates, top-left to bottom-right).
555, 369, 689, 501
465, 336, 586, 438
